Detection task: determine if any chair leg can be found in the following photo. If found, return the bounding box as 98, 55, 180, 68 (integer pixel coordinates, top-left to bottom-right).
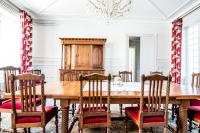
0, 112, 1, 131
24, 128, 27, 133
28, 128, 31, 133
125, 112, 128, 133
72, 104, 75, 116
171, 104, 175, 120
188, 119, 192, 131
188, 110, 194, 132
175, 106, 179, 132
150, 127, 153, 132
42, 127, 45, 133
55, 113, 58, 133
119, 104, 123, 115
54, 99, 56, 106
13, 129, 17, 133
198, 125, 200, 133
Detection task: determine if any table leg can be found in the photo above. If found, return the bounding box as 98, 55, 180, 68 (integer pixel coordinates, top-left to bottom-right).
60, 100, 70, 133
178, 100, 190, 133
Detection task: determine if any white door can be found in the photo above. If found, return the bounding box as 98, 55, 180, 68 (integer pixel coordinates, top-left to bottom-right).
140, 35, 156, 76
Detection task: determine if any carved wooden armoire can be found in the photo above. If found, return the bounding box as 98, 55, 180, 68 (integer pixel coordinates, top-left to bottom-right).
59, 38, 106, 81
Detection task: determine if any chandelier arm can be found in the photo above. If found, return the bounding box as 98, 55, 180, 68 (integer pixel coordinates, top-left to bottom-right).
119, 1, 131, 12
96, 0, 106, 7
88, 0, 104, 13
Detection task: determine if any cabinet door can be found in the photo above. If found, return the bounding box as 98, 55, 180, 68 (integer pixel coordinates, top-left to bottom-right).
75, 45, 91, 69
64, 45, 71, 69
92, 45, 103, 69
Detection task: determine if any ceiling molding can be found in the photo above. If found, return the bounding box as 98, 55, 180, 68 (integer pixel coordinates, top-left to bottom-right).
9, 0, 38, 18
33, 15, 168, 26
147, 0, 168, 19
38, 0, 59, 13
167, 0, 192, 19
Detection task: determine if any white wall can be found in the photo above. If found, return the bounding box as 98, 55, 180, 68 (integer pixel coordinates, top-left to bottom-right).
32, 19, 171, 81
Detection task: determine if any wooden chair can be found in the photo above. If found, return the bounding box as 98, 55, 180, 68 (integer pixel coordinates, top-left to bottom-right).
0, 66, 21, 130
78, 73, 111, 133
119, 71, 133, 115
125, 74, 172, 133
9, 74, 58, 133
188, 72, 200, 131
0, 66, 20, 93
119, 71, 132, 82
31, 69, 41, 75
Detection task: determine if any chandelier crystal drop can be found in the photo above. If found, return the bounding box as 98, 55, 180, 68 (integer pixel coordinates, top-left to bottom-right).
88, 0, 132, 20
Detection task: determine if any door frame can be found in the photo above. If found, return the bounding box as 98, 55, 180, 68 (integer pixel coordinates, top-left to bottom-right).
126, 33, 158, 76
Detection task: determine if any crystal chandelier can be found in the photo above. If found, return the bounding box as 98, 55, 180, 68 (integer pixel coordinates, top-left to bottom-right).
88, 0, 132, 20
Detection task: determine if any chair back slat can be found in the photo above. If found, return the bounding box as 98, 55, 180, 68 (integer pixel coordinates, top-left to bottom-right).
100, 81, 102, 110
141, 74, 171, 113
119, 71, 132, 82
192, 72, 200, 88
10, 74, 45, 115
0, 66, 20, 93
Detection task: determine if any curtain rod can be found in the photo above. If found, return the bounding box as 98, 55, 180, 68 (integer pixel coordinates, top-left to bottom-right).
181, 3, 200, 18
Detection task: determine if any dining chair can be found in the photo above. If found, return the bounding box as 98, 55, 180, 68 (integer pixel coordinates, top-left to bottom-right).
78, 73, 111, 133
0, 66, 20, 130
119, 71, 132, 82
119, 71, 133, 115
188, 72, 200, 131
31, 69, 42, 75
9, 73, 58, 133
125, 74, 172, 133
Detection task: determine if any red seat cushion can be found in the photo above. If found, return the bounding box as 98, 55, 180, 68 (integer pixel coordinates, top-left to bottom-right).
125, 107, 164, 123
193, 112, 200, 122
83, 116, 107, 124
190, 99, 200, 106
0, 98, 41, 110
16, 106, 58, 124
78, 107, 107, 124
188, 106, 200, 112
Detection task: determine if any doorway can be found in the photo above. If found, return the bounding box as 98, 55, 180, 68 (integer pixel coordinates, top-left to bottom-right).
128, 34, 157, 82
129, 37, 140, 82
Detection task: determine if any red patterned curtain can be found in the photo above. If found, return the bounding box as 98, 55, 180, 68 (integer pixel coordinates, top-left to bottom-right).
171, 18, 182, 84
20, 11, 32, 73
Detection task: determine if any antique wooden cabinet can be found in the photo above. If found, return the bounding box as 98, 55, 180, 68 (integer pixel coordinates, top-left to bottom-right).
59, 38, 106, 81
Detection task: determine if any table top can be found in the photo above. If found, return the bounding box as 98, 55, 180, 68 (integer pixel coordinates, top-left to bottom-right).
4, 81, 200, 99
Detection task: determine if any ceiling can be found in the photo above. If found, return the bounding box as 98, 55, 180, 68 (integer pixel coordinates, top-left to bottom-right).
11, 0, 200, 21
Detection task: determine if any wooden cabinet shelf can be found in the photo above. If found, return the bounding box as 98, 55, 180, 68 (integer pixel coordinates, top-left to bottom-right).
59, 38, 106, 81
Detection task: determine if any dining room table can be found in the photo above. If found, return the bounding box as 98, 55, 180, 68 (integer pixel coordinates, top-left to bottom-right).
4, 81, 200, 133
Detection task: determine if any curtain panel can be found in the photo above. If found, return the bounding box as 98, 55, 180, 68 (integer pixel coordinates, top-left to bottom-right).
171, 18, 182, 84
20, 11, 32, 73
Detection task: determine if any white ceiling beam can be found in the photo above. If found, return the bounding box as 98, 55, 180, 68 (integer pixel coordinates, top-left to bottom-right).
147, 0, 168, 19
167, 0, 192, 19
38, 0, 59, 13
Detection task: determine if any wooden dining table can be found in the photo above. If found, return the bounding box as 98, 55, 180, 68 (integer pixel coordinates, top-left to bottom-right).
4, 81, 200, 133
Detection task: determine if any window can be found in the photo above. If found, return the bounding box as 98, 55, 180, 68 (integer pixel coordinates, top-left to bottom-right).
0, 7, 20, 83
182, 24, 199, 85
